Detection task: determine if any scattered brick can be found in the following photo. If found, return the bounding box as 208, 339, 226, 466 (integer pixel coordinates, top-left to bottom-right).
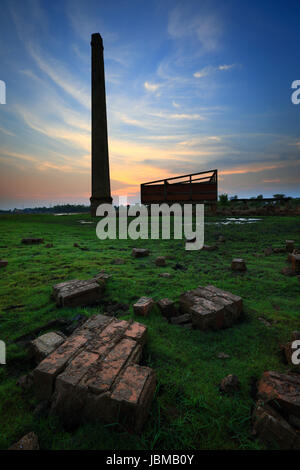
52, 278, 105, 307
29, 332, 65, 363
0, 260, 8, 267
133, 297, 155, 316
219, 374, 240, 394
203, 244, 218, 251
155, 256, 166, 266
157, 298, 177, 319
231, 258, 247, 271
158, 272, 172, 278
179, 285, 242, 330
132, 248, 150, 258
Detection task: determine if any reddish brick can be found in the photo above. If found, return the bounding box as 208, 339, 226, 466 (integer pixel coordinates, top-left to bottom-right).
0, 260, 8, 268
79, 313, 113, 334
81, 338, 141, 394
124, 322, 147, 346
257, 371, 300, 418
34, 334, 88, 400
56, 350, 99, 388
111, 364, 156, 432
253, 400, 300, 450
86, 319, 129, 356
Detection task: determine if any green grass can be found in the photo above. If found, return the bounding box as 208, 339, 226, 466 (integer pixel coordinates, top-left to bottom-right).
0, 213, 299, 450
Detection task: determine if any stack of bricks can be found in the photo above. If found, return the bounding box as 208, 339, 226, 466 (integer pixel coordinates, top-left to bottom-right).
179, 285, 243, 330
33, 314, 156, 432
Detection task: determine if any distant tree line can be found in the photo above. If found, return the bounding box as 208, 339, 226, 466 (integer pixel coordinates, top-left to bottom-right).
218, 194, 299, 206
0, 204, 90, 214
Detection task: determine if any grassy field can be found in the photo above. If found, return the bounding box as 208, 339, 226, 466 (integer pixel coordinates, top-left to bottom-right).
0, 213, 299, 450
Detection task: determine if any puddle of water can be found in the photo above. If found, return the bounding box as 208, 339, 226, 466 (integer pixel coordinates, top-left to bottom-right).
215, 217, 261, 225
54, 213, 82, 216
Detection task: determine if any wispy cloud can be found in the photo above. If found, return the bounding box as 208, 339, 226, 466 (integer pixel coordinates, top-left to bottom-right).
28, 44, 90, 109
144, 81, 161, 92
194, 64, 237, 78
168, 6, 222, 51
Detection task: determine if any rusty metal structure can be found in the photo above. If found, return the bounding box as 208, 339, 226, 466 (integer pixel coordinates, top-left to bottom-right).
141, 169, 218, 205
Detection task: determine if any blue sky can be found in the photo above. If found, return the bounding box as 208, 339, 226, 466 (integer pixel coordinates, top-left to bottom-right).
0, 0, 299, 208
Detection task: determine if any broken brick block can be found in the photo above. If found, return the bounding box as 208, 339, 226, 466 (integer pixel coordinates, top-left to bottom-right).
219, 374, 240, 394
110, 364, 156, 432
202, 244, 218, 251
133, 297, 155, 316
257, 371, 300, 418
0, 260, 8, 267
29, 332, 65, 363
52, 278, 105, 307
34, 315, 155, 433
179, 285, 242, 330
231, 258, 247, 272
252, 400, 300, 450
124, 322, 147, 346
132, 248, 149, 258
155, 256, 166, 266
157, 298, 177, 319
34, 334, 89, 400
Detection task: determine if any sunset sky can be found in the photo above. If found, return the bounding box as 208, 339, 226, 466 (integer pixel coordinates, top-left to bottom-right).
0, 0, 300, 209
